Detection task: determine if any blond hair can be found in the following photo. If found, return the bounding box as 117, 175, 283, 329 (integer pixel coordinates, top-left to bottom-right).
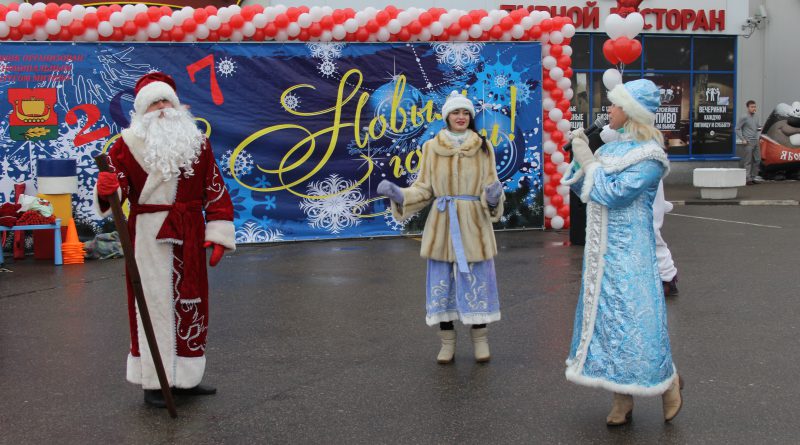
623, 119, 665, 148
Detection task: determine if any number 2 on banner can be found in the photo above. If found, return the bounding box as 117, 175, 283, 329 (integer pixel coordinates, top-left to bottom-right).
66, 104, 111, 147
187, 55, 225, 105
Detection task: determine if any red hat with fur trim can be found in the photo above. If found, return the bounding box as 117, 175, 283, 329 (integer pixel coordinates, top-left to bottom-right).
133, 72, 181, 117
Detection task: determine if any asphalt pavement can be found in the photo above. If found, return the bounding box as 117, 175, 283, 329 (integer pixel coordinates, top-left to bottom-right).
1, 202, 799, 444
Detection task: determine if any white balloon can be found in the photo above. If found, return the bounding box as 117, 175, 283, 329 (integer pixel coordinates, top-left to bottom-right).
458, 30, 469, 41
548, 108, 564, 122
557, 184, 571, 196
387, 19, 401, 34
242, 22, 256, 37
562, 24, 576, 38
172, 11, 186, 26
84, 29, 99, 42
551, 215, 564, 229
541, 43, 550, 56
136, 4, 149, 14
479, 16, 493, 31
511, 25, 524, 40
549, 67, 564, 80
438, 14, 452, 28
6, 11, 23, 27
520, 16, 533, 29
540, 32, 550, 42
273, 5, 287, 14
557, 162, 571, 174
217, 8, 230, 22
309, 7, 324, 21
562, 45, 573, 57
287, 23, 301, 37
530, 11, 545, 25
550, 31, 564, 45
343, 18, 358, 33
542, 55, 557, 70
396, 11, 411, 26
18, 3, 34, 19
0, 23, 11, 38
557, 77, 572, 90
320, 30, 332, 42
134, 30, 148, 41
195, 24, 210, 39
253, 14, 267, 28
264, 8, 276, 21
354, 11, 367, 26
429, 22, 444, 36
275, 30, 288, 41
419, 29, 431, 41
543, 140, 557, 154
623, 12, 645, 39
605, 13, 625, 39
120, 5, 135, 20
34, 29, 49, 41
543, 98, 556, 111
159, 16, 174, 31
230, 30, 244, 42
469, 25, 482, 39
364, 7, 377, 16
551, 150, 565, 164
377, 29, 390, 41
501, 31, 512, 41
45, 20, 61, 35
557, 119, 572, 133
322, 6, 333, 16
205, 16, 220, 31
147, 23, 162, 39
544, 204, 557, 219
602, 68, 623, 90
297, 13, 312, 28
488, 10, 504, 21
229, 5, 241, 14
108, 11, 124, 27
98, 22, 113, 37
332, 25, 346, 40
32, 2, 46, 11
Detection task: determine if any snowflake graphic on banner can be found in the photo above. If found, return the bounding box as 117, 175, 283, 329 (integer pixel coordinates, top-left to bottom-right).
235, 220, 285, 243
283, 93, 300, 111
471, 51, 535, 104
299, 174, 364, 234
217, 57, 237, 78
307, 42, 346, 79
432, 43, 484, 71
220, 150, 254, 177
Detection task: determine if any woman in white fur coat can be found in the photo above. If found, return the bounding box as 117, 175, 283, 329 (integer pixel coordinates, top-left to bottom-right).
378, 91, 505, 364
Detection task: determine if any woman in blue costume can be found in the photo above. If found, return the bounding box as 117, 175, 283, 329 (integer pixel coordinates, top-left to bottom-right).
561, 79, 684, 426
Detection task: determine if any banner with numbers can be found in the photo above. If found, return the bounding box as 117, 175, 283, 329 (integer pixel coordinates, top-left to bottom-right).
0, 42, 543, 242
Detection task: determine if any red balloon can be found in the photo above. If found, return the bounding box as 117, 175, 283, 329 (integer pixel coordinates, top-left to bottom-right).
500, 16, 513, 31
205, 6, 218, 15
551, 193, 564, 207
551, 17, 564, 28
621, 39, 642, 64
545, 218, 552, 229
320, 16, 334, 30
544, 182, 556, 196
298, 29, 310, 41
84, 13, 100, 28
356, 28, 369, 42
182, 18, 197, 33
376, 10, 390, 25
398, 28, 410, 41
97, 6, 111, 21
170, 26, 185, 41
286, 7, 300, 21
549, 172, 563, 185
299, 6, 309, 14
550, 88, 564, 101
31, 10, 47, 26
603, 39, 619, 64
229, 15, 244, 29
308, 23, 322, 37
540, 19, 553, 32
242, 6, 257, 21
274, 14, 289, 28
543, 119, 556, 132
19, 20, 35, 35
613, 37, 632, 62
542, 78, 556, 91
408, 20, 422, 34
558, 205, 570, 218
366, 20, 379, 33
206, 30, 219, 41
564, 67, 573, 79
550, 44, 563, 57
55, 28, 70, 41
218, 23, 232, 38
489, 25, 503, 39
550, 130, 564, 143
122, 21, 137, 36
563, 216, 570, 229
447, 23, 461, 37
332, 10, 346, 24
528, 25, 542, 40
557, 55, 572, 68
458, 15, 473, 29
69, 20, 86, 35
252, 5, 264, 14
419, 12, 432, 26
558, 99, 571, 112
264, 23, 277, 37
45, 3, 60, 19
563, 110, 572, 120
253, 29, 265, 41
134, 12, 149, 28
159, 6, 171, 17
385, 6, 399, 17
111, 28, 123, 40
193, 8, 208, 24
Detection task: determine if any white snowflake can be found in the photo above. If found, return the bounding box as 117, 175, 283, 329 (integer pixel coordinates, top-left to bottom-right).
432, 43, 485, 70
299, 174, 364, 234
405, 170, 419, 186
235, 220, 284, 243
384, 212, 406, 231
494, 74, 509, 88
307, 42, 345, 61
217, 57, 237, 78
283, 94, 300, 111
318, 60, 337, 78
0, 61, 9, 77
220, 149, 254, 177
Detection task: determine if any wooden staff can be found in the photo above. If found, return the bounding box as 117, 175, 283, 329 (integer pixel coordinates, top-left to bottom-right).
94, 153, 177, 418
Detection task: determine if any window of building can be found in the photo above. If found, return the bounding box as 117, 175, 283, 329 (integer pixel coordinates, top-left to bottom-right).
644, 36, 691, 71
693, 37, 736, 71
569, 34, 590, 70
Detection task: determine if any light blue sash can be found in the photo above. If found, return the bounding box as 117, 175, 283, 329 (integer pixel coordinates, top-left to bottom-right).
435, 195, 481, 274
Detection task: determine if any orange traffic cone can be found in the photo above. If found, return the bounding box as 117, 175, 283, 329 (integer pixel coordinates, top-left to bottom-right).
61, 217, 85, 265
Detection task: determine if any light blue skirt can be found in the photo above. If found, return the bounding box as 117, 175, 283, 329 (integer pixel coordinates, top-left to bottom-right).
425, 258, 501, 326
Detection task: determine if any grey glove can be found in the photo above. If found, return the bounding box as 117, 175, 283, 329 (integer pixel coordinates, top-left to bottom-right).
485, 181, 503, 207
377, 180, 404, 205
570, 137, 595, 169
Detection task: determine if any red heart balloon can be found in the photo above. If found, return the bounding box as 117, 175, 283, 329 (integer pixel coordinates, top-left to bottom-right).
603, 39, 620, 65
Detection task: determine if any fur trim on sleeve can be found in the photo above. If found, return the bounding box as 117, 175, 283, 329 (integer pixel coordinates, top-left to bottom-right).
205, 220, 236, 251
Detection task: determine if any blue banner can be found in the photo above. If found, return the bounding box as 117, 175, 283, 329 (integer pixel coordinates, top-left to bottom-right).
0, 42, 543, 242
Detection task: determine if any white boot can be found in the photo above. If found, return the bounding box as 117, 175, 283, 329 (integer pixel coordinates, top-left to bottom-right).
437, 330, 456, 364
470, 327, 490, 362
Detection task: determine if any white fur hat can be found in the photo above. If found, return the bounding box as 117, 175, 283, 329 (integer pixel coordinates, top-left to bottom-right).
133, 72, 181, 117
441, 91, 475, 121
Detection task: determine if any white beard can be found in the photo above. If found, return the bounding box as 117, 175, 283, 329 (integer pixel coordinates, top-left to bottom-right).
130, 107, 204, 181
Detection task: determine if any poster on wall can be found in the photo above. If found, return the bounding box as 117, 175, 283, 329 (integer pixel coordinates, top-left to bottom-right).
0, 42, 543, 243
646, 73, 690, 156
691, 73, 734, 155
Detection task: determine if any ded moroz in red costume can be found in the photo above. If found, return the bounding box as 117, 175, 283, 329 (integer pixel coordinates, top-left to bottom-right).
93, 72, 235, 391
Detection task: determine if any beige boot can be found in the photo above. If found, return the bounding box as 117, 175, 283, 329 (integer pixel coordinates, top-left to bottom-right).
662, 374, 684, 422
606, 393, 634, 426
436, 330, 456, 364
470, 327, 490, 362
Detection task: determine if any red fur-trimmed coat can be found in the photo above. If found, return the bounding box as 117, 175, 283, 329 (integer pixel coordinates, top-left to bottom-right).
94, 128, 235, 390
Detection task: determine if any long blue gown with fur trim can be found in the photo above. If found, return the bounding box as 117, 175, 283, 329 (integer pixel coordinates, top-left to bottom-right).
562, 134, 676, 396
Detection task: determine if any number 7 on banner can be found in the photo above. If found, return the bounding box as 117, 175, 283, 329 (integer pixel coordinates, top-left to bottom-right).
187, 55, 225, 105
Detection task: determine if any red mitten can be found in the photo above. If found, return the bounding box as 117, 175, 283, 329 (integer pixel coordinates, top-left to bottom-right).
97, 172, 120, 197
203, 241, 225, 267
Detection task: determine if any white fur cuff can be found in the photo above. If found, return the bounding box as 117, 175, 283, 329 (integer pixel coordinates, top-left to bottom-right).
134, 81, 181, 116
205, 220, 236, 251
93, 185, 120, 218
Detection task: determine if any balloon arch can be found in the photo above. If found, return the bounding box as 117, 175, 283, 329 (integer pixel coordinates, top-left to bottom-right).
0, 3, 646, 230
